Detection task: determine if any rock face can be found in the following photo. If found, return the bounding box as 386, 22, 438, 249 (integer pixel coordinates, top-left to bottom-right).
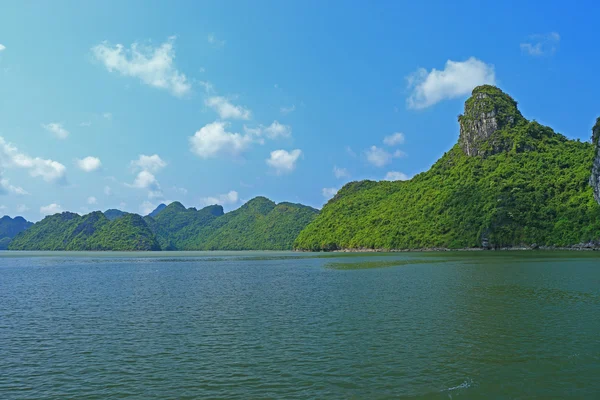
458, 85, 523, 157
590, 117, 600, 203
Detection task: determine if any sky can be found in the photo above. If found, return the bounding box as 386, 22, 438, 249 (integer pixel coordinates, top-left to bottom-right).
1, 0, 599, 221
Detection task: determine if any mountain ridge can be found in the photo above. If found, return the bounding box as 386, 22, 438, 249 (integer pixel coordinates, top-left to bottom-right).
8, 197, 319, 251
294, 85, 600, 251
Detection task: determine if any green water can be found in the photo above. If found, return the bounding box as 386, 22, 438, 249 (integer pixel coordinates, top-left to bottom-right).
1, 251, 599, 398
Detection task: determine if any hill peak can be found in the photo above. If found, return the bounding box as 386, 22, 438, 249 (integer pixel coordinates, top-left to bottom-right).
458, 85, 524, 157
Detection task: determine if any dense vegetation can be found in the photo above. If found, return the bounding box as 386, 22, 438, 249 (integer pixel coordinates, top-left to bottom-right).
145, 197, 319, 250
0, 216, 33, 249
9, 212, 160, 251
7, 197, 319, 251
294, 86, 600, 251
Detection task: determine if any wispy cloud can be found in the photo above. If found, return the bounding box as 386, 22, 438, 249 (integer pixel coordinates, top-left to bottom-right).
42, 123, 69, 139
205, 96, 251, 120
207, 33, 226, 47
520, 32, 560, 56
92, 37, 191, 97
200, 190, 238, 207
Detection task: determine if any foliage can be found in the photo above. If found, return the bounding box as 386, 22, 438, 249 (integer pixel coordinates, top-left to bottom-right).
9, 212, 160, 251
147, 197, 319, 250
0, 216, 33, 249
294, 87, 600, 251
9, 197, 318, 251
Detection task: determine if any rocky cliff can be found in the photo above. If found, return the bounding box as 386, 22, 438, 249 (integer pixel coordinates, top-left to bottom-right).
458, 85, 524, 157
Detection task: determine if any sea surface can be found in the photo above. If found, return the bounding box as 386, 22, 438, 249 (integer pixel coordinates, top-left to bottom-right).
1, 251, 599, 399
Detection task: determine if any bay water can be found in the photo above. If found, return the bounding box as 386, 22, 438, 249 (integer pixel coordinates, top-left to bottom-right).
1, 251, 599, 398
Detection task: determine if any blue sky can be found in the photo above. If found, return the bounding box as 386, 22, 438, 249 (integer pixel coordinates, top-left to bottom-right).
0, 0, 599, 221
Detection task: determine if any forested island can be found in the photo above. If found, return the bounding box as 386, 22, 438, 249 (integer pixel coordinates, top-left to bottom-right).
295, 86, 600, 251
2, 86, 600, 252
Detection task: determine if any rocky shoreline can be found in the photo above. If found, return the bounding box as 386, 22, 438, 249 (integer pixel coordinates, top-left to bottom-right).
298, 244, 600, 253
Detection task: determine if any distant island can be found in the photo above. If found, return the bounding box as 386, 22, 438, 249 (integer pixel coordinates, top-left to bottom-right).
2, 198, 318, 251
2, 86, 600, 252
295, 85, 600, 251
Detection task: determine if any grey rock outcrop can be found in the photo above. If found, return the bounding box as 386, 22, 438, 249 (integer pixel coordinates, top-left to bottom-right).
458, 85, 523, 157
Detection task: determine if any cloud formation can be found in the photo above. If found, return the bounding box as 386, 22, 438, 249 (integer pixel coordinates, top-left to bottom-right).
205, 96, 251, 120
207, 33, 226, 47
131, 154, 167, 173
520, 32, 560, 56
333, 166, 350, 179
92, 37, 191, 97
42, 123, 69, 139
76, 156, 102, 172
266, 149, 302, 174
200, 190, 239, 207
40, 203, 62, 216
0, 44, 5, 52
322, 187, 338, 199
383, 132, 405, 146
384, 171, 410, 181
365, 146, 403, 167
407, 57, 496, 109
190, 121, 253, 158
0, 136, 67, 183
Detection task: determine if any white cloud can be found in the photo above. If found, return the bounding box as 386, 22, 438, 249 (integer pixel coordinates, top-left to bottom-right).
140, 201, 157, 216
383, 132, 405, 146
266, 149, 302, 174
102, 112, 113, 120
172, 186, 188, 195
129, 170, 159, 190
333, 166, 350, 179
406, 57, 496, 109
207, 33, 226, 47
244, 120, 292, 140
0, 179, 28, 195
42, 123, 69, 139
280, 105, 296, 114
76, 156, 102, 172
131, 154, 166, 173
91, 37, 191, 97
365, 145, 403, 167
346, 146, 357, 157
0, 137, 67, 183
0, 44, 5, 52
322, 187, 338, 199
520, 32, 560, 56
104, 186, 112, 196
263, 121, 291, 139
87, 196, 97, 205
200, 190, 239, 207
40, 203, 63, 215
80, 121, 92, 127
205, 96, 251, 120
16, 204, 29, 213
384, 171, 410, 181
190, 121, 253, 158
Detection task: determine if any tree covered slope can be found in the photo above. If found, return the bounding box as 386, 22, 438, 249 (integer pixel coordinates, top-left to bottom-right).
0, 216, 33, 250
146, 197, 319, 250
9, 212, 160, 251
294, 86, 600, 251
8, 197, 319, 251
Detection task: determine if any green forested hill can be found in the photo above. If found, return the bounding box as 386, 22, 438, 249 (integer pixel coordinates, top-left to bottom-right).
9, 212, 160, 250
0, 216, 33, 249
146, 197, 319, 250
8, 197, 319, 251
294, 86, 600, 251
